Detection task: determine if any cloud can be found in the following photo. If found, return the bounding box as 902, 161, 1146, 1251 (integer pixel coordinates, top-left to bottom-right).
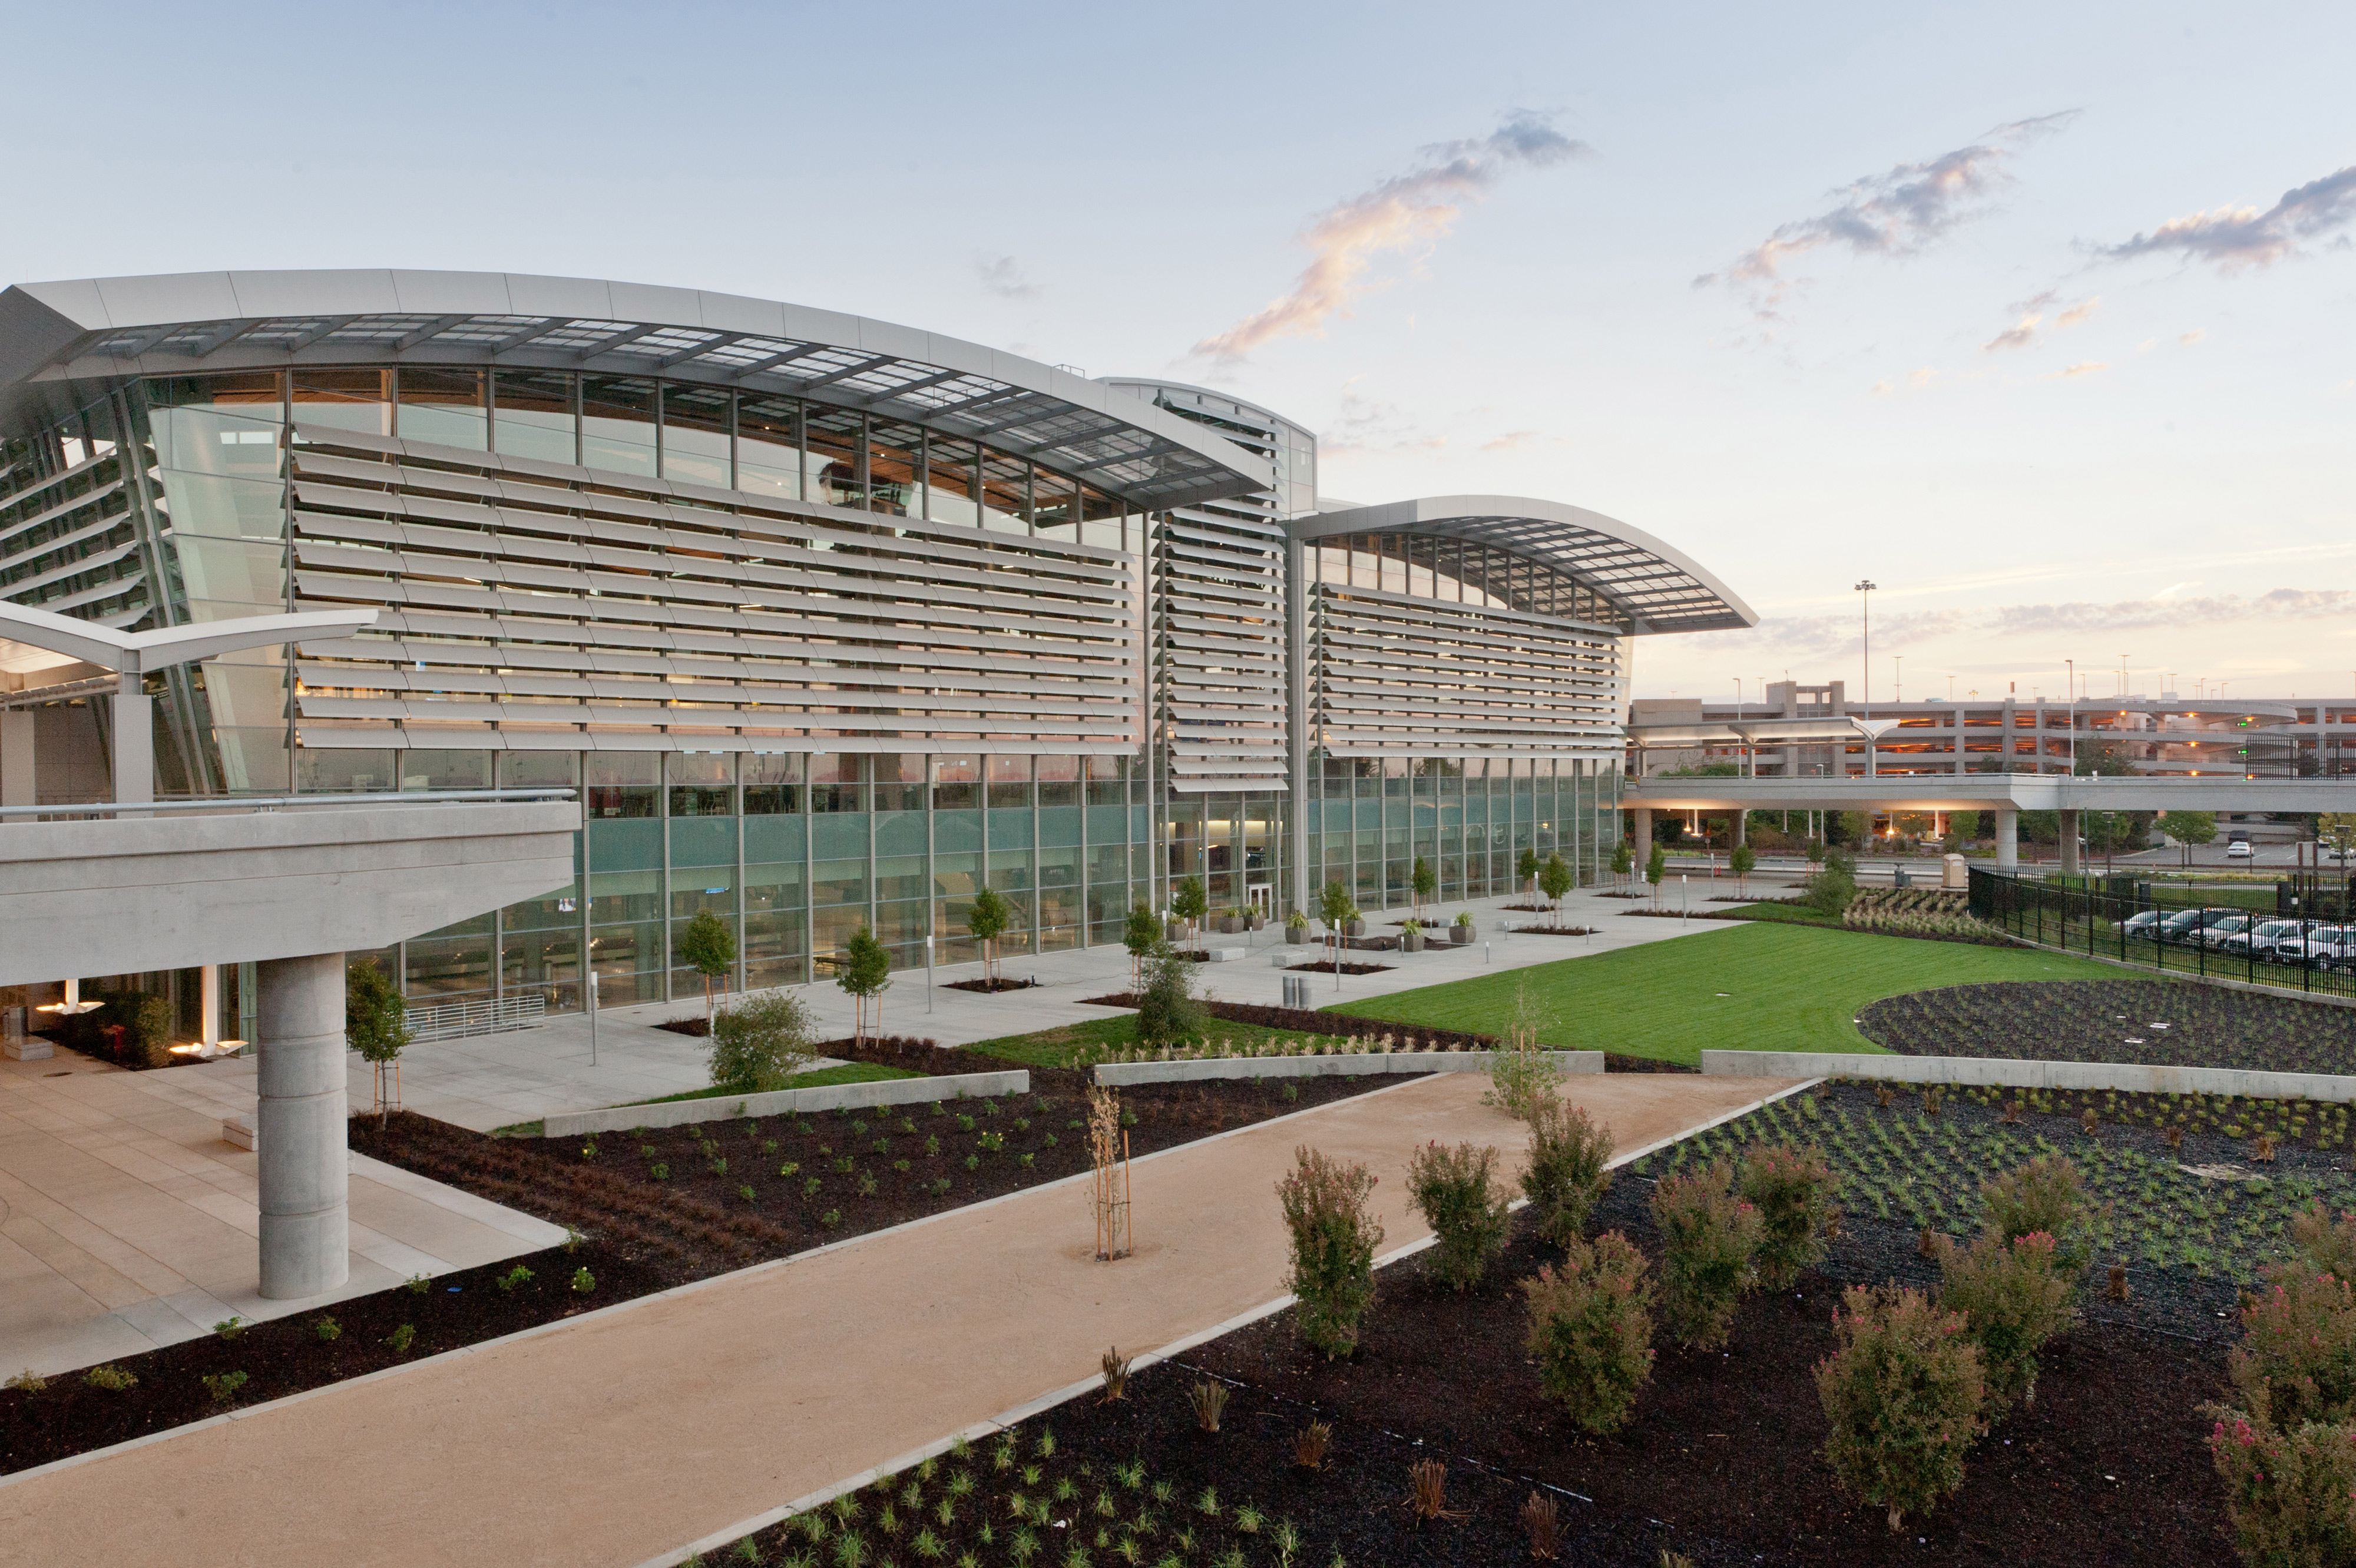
1319, 388, 1448, 457
1983, 312, 2043, 351
2180, 328, 2205, 346
1982, 292, 2097, 352
1699, 113, 2078, 316
1192, 112, 1586, 363
2100, 164, 2356, 270
975, 256, 1041, 300
2054, 296, 2101, 328
2046, 360, 2107, 379
1480, 429, 1540, 453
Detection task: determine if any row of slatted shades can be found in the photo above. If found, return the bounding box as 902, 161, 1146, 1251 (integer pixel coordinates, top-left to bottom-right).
1153, 507, 1288, 792
0, 440, 148, 625
287, 425, 1142, 752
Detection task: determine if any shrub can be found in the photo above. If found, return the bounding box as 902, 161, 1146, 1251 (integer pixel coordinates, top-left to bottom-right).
1739, 1143, 1839, 1289
1650, 1160, 1762, 1349
1938, 1230, 2074, 1415
83, 1364, 137, 1391
1521, 1093, 1613, 1245
1405, 1141, 1511, 1291
1484, 978, 1563, 1119
1133, 940, 1205, 1046
1816, 1284, 1986, 1533
2230, 1267, 2356, 1430
2209, 1412, 2356, 1568
2291, 1204, 2356, 1283
708, 988, 819, 1093
1276, 1146, 1384, 1358
1979, 1155, 2091, 1274
1802, 851, 1857, 917
1523, 1232, 1655, 1434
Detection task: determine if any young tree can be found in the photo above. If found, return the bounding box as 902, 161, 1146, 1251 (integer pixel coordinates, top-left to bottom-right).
1318, 878, 1355, 932
836, 925, 892, 1044
1730, 843, 1756, 897
967, 886, 1011, 985
676, 909, 737, 1033
2162, 808, 2218, 869
1122, 902, 1162, 990
346, 958, 413, 1127
1517, 846, 1541, 897
1411, 855, 1437, 912
1610, 838, 1634, 889
1644, 842, 1667, 904
1170, 875, 1208, 931
1538, 852, 1573, 924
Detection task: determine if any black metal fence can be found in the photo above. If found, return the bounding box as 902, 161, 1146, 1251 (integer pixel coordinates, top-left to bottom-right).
1967, 866, 2356, 1001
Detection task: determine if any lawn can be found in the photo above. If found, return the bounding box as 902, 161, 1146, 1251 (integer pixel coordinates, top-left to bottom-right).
965, 1010, 1362, 1069
625, 1060, 918, 1106
1331, 920, 2127, 1066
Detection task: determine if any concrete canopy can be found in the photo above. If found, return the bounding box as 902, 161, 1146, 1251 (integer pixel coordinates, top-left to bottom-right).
0, 599, 378, 679
1292, 494, 1756, 634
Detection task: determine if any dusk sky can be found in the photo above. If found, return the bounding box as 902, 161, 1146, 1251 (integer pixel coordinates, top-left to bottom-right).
5, 1, 2351, 707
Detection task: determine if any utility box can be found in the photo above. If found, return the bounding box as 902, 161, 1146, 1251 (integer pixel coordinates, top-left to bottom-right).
1942, 854, 1968, 891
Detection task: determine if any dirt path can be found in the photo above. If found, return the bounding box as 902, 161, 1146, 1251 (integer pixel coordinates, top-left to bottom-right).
0, 1071, 1793, 1567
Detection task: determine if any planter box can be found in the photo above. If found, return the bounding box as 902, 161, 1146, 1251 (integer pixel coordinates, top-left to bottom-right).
1345, 919, 1366, 938
1217, 917, 1244, 935
545, 1069, 1031, 1139
1402, 930, 1425, 952
1165, 920, 1187, 942
1285, 927, 1308, 944
1451, 924, 1472, 944
1247, 912, 1266, 931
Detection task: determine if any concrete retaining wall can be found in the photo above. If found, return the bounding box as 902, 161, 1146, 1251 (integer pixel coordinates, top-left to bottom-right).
1699, 1050, 2356, 1103
1093, 1051, 1601, 1087
545, 1070, 1030, 1139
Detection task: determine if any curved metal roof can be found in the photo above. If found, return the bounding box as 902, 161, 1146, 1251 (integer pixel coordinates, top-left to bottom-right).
1292, 494, 1757, 634
0, 270, 1272, 510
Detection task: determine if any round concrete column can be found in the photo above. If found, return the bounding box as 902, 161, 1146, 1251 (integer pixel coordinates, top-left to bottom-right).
257, 953, 349, 1300
2058, 809, 2081, 875
1996, 808, 2019, 872
1632, 808, 1653, 855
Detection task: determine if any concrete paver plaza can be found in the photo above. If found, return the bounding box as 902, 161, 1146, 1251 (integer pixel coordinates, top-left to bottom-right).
0, 1069, 1799, 1567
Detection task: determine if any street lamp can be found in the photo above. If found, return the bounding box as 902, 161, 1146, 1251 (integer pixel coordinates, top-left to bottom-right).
1855, 580, 1877, 777
2064, 657, 2076, 778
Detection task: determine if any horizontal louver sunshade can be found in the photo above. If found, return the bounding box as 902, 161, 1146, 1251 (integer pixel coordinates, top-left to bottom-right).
1153, 505, 1286, 792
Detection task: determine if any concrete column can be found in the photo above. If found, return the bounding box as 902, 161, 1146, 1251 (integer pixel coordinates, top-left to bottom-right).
1632, 807, 1652, 856
1996, 808, 2017, 872
256, 953, 349, 1300
201, 964, 222, 1048
1, 709, 31, 807
1734, 809, 1747, 848
2057, 809, 2080, 875
112, 675, 153, 806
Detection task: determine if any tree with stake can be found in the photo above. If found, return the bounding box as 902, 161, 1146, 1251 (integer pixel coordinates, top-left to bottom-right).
836, 925, 891, 1044
1730, 843, 1756, 897
346, 958, 412, 1127
1170, 875, 1208, 935
1611, 838, 1634, 890
1412, 855, 1437, 914
1123, 902, 1161, 990
1517, 846, 1541, 899
2162, 808, 2216, 869
1644, 842, 1667, 905
967, 886, 1011, 987
676, 909, 736, 1033
1538, 852, 1573, 926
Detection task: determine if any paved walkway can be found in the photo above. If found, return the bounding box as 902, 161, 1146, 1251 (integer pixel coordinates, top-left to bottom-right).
0, 1052, 567, 1378
0, 1070, 1797, 1567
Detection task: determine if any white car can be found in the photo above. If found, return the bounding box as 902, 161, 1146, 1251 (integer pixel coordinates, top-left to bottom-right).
2226, 841, 2255, 859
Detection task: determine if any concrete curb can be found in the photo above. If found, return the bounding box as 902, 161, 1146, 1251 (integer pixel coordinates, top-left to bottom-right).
1091, 1050, 1601, 1086
1702, 1048, 2356, 1102
544, 1070, 1030, 1139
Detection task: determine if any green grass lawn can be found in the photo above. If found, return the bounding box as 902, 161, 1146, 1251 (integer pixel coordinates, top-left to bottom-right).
967, 1010, 1362, 1069
1330, 921, 2132, 1067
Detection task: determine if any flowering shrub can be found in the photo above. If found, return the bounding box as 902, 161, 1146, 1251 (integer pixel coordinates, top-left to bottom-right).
1979, 1155, 2091, 1274
2208, 1412, 2356, 1567
1523, 1232, 1655, 1434
1739, 1142, 1839, 1289
1938, 1230, 2074, 1415
1521, 1094, 1614, 1245
2229, 1266, 2356, 1429
1405, 1140, 1512, 1291
2291, 1203, 2356, 1283
1277, 1146, 1384, 1358
1816, 1284, 1987, 1533
1650, 1159, 1762, 1349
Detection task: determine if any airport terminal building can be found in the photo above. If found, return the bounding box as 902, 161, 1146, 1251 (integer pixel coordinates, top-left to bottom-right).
0, 270, 1752, 1017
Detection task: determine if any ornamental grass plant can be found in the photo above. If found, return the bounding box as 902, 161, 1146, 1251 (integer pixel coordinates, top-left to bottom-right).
1405, 1140, 1511, 1291
1815, 1283, 1987, 1533
1650, 1159, 1762, 1349
1277, 1146, 1384, 1358
1523, 1232, 1655, 1434
1521, 1092, 1613, 1245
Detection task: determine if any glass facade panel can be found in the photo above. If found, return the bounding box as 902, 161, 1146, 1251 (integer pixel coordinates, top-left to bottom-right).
667, 751, 736, 817
400, 749, 491, 790
586, 753, 659, 818
743, 752, 802, 815
579, 375, 657, 477
661, 382, 732, 489
492, 369, 576, 464
397, 368, 487, 450
736, 396, 805, 501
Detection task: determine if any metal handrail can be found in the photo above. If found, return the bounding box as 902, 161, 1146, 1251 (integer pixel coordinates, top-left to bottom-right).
0, 787, 578, 820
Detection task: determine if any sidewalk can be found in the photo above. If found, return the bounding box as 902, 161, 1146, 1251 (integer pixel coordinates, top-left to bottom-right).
0, 1070, 1798, 1567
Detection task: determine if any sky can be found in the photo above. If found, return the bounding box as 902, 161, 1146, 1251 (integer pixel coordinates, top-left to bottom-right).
2, 0, 2351, 707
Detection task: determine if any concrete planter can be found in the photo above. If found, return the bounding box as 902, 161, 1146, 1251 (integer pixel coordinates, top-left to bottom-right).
1402, 929, 1425, 952
1285, 926, 1309, 944
1166, 920, 1187, 942
1217, 917, 1243, 935
1247, 912, 1266, 931
545, 1069, 1032, 1139
1345, 919, 1366, 938
1451, 923, 1472, 944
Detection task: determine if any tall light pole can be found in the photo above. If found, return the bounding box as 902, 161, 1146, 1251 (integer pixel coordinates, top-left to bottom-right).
1855, 580, 1876, 777
1894, 655, 1905, 705
1732, 676, 1746, 776
2119, 653, 2130, 697
2064, 657, 2077, 778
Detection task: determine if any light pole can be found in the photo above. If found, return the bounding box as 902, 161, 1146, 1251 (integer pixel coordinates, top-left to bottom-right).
1855, 580, 1876, 777
2064, 658, 2076, 777
1733, 676, 1746, 776
1894, 655, 1905, 706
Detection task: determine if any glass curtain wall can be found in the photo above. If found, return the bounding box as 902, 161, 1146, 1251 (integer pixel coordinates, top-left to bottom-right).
1299, 756, 1617, 909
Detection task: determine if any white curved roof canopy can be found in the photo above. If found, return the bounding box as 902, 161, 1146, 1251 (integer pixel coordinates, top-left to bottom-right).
0, 270, 1273, 511
1293, 494, 1757, 634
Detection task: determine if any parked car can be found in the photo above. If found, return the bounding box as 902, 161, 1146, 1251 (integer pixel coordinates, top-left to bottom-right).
2319, 840, 2355, 863
2121, 909, 2164, 940
2199, 914, 2256, 950
2218, 919, 2307, 960
2159, 907, 2244, 945
2276, 925, 2354, 967
2226, 841, 2256, 860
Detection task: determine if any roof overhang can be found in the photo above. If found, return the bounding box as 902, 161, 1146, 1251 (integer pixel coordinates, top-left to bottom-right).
0, 600, 378, 677
1291, 494, 1756, 634
0, 271, 1273, 511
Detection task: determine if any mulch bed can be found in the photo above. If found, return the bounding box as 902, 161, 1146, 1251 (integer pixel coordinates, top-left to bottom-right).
1285, 961, 1397, 976
1861, 977, 2356, 1075
1504, 924, 1604, 937
943, 976, 1042, 993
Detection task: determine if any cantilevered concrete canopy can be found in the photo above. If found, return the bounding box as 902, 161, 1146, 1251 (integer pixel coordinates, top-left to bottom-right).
1293, 495, 1758, 634
0, 270, 1273, 511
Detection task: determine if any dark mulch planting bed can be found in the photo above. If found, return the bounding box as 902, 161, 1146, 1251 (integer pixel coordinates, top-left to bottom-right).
1604, 1051, 1697, 1073
1862, 977, 2356, 1074
943, 975, 1041, 993
1286, 960, 1396, 975
1504, 924, 1604, 937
